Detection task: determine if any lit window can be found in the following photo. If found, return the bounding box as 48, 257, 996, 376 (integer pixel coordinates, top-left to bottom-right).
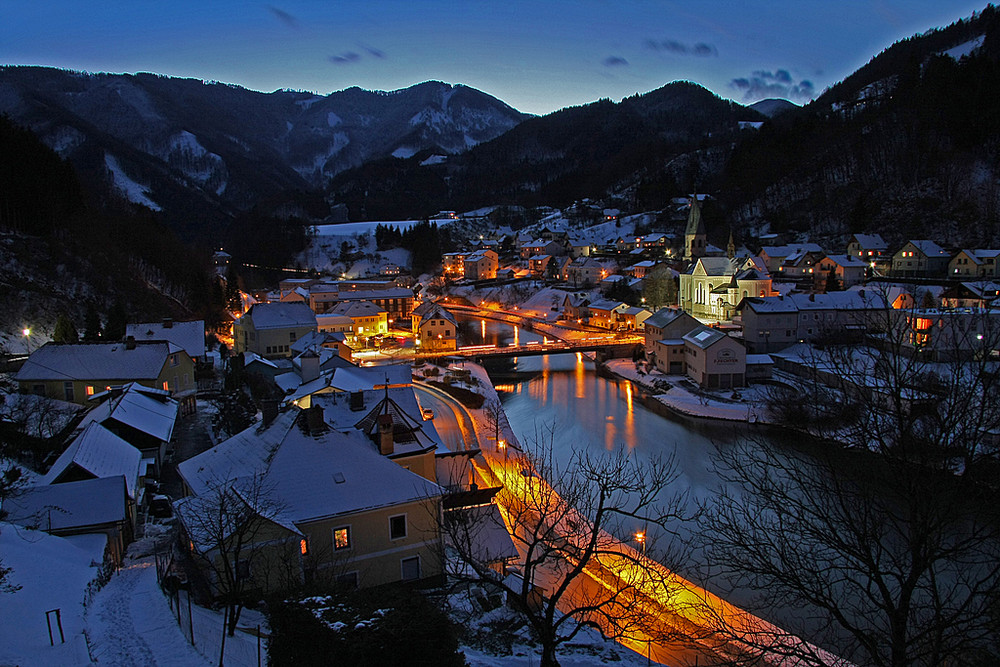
300, 539, 308, 555
86, 386, 95, 396
162, 381, 170, 391
334, 526, 350, 551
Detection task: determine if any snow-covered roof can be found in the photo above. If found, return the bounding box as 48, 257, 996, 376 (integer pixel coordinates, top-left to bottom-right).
41, 422, 142, 498
849, 233, 887, 250
329, 301, 386, 318
683, 326, 728, 350
126, 320, 205, 359
413, 302, 457, 327
177, 407, 442, 528
330, 364, 411, 392
587, 299, 627, 312
3, 476, 128, 531
645, 308, 691, 329
243, 351, 278, 368
904, 240, 949, 257
620, 306, 650, 317
238, 302, 317, 330
79, 383, 178, 445
741, 291, 888, 313
15, 342, 173, 382
761, 243, 823, 259
822, 254, 868, 267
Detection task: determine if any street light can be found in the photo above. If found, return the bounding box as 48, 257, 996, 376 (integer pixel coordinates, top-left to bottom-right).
498, 439, 507, 459
634, 530, 646, 557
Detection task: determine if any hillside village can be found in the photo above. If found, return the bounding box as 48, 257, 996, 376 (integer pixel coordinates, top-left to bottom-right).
2, 187, 999, 664
2, 5, 1000, 665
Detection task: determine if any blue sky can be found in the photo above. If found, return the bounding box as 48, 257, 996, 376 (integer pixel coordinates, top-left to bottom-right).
0, 1, 987, 115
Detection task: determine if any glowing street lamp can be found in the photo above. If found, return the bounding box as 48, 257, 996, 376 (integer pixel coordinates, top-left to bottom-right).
498, 439, 507, 459
634, 530, 646, 557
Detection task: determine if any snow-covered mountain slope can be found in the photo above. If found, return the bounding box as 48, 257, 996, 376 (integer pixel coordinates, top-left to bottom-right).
0, 68, 529, 220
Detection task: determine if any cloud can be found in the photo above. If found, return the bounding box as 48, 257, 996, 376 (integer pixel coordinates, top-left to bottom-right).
362, 44, 386, 59
267, 5, 298, 28
730, 69, 815, 102
644, 39, 717, 57
328, 52, 361, 65
603, 56, 629, 67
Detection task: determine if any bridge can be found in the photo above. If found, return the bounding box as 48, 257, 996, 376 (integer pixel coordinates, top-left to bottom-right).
418, 337, 642, 361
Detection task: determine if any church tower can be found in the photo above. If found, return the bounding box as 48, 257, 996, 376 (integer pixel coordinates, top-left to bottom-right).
683, 195, 707, 262
727, 229, 736, 260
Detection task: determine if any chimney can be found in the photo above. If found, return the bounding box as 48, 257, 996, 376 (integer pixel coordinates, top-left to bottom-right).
377, 413, 394, 455
162, 318, 174, 329
349, 391, 365, 411
306, 405, 325, 435
260, 398, 279, 427
125, 335, 136, 350
299, 349, 320, 383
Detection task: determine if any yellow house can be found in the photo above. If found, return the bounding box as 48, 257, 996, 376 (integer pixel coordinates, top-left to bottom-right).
411, 302, 458, 352
15, 340, 196, 409
233, 302, 318, 360
329, 301, 388, 342
176, 407, 444, 594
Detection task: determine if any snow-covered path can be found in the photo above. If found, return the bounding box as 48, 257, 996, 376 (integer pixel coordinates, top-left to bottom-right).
86, 558, 209, 666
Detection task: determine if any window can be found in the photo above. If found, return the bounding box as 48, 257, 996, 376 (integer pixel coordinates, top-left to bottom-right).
86, 385, 95, 396
389, 514, 407, 540
289, 331, 297, 343
336, 572, 359, 590
63, 382, 74, 402
162, 381, 170, 391
300, 538, 309, 555
169, 353, 179, 367
401, 556, 421, 581
333, 526, 351, 551
235, 559, 251, 580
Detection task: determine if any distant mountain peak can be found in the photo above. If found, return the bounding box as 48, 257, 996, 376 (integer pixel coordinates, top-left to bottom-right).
749, 98, 798, 117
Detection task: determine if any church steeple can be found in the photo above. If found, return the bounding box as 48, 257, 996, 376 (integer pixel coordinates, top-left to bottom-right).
727, 228, 736, 260
683, 195, 707, 262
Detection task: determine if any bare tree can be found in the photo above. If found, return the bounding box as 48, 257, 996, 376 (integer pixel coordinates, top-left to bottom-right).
443, 433, 691, 667
175, 474, 295, 637
697, 297, 1000, 666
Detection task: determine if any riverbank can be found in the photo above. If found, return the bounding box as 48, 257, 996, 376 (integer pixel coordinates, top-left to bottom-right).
601, 358, 774, 424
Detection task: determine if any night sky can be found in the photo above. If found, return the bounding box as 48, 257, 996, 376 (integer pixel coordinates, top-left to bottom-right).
0, 1, 987, 115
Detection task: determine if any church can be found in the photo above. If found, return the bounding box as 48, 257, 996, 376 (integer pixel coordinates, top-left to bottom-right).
677, 197, 775, 321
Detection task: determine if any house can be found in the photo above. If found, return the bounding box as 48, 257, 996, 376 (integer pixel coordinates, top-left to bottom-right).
15, 340, 196, 411
292, 330, 355, 363
3, 476, 134, 565
564, 258, 606, 287
77, 383, 179, 474
949, 249, 1000, 279
626, 260, 657, 279
561, 294, 590, 322
176, 407, 445, 594
758, 244, 824, 274
234, 302, 318, 360
528, 255, 552, 278
308, 286, 415, 323
891, 240, 951, 277
940, 282, 1000, 309
587, 299, 630, 330
411, 302, 458, 352
126, 319, 206, 363
815, 254, 868, 290
683, 327, 746, 389
679, 256, 773, 321
643, 309, 702, 374
847, 234, 888, 263
442, 252, 467, 279
316, 313, 355, 336
738, 291, 889, 353
329, 301, 388, 342
520, 239, 563, 260
463, 249, 499, 281
618, 306, 652, 331
896, 308, 1000, 360
41, 422, 143, 504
